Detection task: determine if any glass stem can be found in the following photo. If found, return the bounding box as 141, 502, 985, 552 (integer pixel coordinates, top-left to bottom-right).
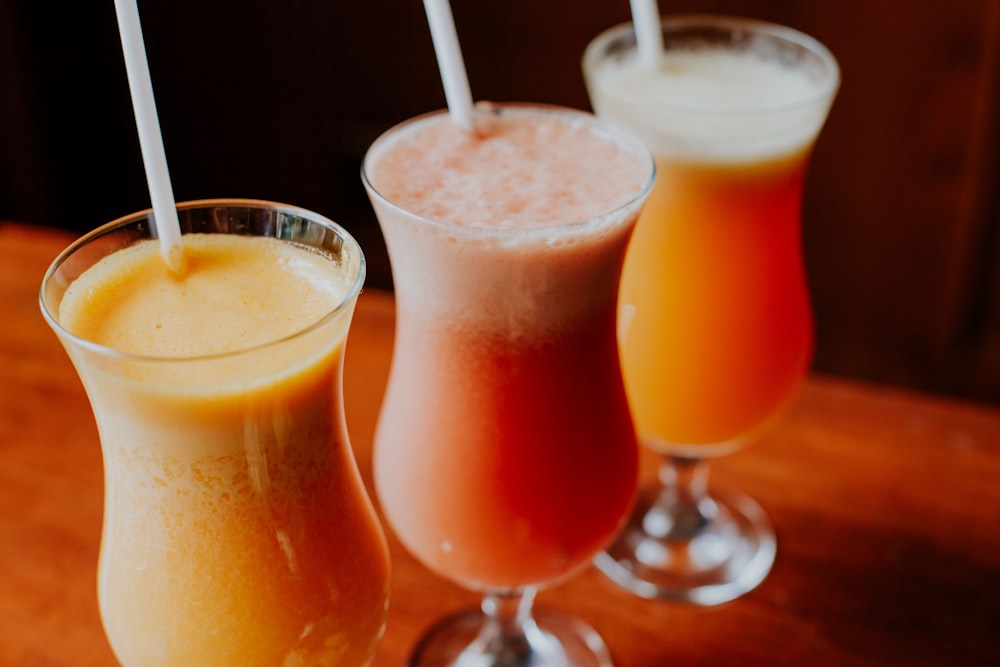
477, 589, 535, 664
472, 588, 540, 662
645, 455, 717, 541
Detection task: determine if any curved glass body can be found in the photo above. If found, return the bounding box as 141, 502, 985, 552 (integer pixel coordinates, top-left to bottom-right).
40, 200, 390, 666
583, 14, 840, 603
363, 104, 654, 666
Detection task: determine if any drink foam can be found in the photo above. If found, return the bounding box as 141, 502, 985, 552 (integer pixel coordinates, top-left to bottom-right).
60, 234, 353, 358
363, 105, 654, 335
587, 47, 837, 162
365, 105, 652, 236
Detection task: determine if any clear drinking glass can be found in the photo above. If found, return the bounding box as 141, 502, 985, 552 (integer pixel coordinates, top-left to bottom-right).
362, 104, 654, 666
40, 199, 390, 666
582, 15, 840, 604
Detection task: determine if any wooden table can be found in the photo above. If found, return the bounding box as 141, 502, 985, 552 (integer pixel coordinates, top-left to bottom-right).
2, 221, 999, 667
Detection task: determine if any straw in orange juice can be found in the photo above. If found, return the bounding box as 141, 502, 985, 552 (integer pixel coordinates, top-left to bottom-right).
587, 44, 834, 450
55, 233, 389, 667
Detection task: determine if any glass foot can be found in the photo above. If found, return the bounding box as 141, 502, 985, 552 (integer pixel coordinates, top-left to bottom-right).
409, 605, 613, 667
595, 487, 776, 605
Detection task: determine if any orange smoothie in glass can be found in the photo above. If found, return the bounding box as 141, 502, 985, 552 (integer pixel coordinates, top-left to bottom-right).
44, 206, 390, 667
586, 46, 836, 451
364, 104, 654, 592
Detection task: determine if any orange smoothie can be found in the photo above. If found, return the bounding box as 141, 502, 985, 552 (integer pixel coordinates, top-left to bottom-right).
618, 150, 813, 447
585, 44, 838, 451
53, 231, 389, 666
364, 105, 654, 591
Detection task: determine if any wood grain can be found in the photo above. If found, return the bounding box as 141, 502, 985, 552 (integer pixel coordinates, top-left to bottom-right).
2, 223, 999, 666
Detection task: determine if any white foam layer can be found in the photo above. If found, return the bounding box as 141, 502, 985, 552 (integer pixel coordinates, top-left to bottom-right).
365, 106, 652, 236
588, 48, 837, 162
364, 106, 653, 337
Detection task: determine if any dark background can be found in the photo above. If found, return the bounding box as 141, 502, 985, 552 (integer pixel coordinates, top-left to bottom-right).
2, 0, 999, 405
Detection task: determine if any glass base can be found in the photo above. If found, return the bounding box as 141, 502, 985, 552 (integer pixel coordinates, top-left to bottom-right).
408, 606, 613, 667
595, 487, 776, 606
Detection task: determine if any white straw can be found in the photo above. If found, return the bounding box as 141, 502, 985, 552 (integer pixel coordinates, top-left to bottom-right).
630, 0, 664, 69
422, 0, 474, 132
114, 0, 184, 270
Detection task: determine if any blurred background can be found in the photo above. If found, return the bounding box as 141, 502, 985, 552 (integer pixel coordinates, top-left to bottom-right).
2, 0, 999, 405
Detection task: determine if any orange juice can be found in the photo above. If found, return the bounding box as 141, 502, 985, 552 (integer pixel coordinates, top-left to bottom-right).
585, 37, 838, 451
44, 212, 389, 667
364, 105, 654, 591
618, 151, 813, 447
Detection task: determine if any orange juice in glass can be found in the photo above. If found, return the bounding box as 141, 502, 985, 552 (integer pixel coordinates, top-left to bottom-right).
583, 15, 839, 604
363, 103, 654, 667
40, 200, 390, 666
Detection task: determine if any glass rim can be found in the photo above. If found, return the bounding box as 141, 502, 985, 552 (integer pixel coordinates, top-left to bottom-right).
582, 13, 841, 117
39, 197, 366, 365
360, 102, 656, 240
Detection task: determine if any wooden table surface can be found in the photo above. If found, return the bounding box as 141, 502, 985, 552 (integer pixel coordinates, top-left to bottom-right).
2, 221, 1000, 667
